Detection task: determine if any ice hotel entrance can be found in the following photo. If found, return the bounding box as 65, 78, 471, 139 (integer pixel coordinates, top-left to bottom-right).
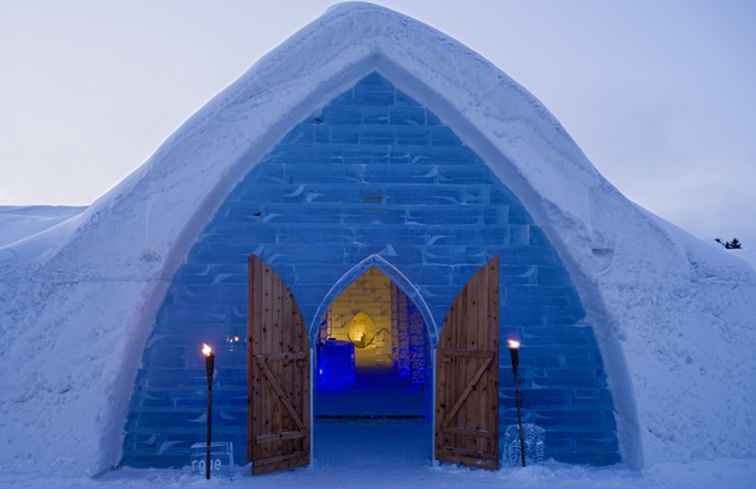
313, 266, 432, 469
247, 255, 501, 473
122, 68, 621, 473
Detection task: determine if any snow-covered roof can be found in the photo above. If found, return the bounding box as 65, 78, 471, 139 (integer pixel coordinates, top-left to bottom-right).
0, 206, 86, 247
1, 1, 755, 475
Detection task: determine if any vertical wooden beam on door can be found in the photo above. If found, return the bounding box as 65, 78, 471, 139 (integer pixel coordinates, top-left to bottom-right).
248, 255, 310, 475
435, 256, 500, 469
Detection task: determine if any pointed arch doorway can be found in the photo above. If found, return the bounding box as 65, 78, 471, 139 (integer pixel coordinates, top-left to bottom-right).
247, 254, 500, 474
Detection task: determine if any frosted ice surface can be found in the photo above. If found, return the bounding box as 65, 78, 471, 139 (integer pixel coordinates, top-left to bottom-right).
503, 423, 546, 467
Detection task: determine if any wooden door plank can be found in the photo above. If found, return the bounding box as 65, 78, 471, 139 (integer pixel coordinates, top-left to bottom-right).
435, 256, 500, 470
248, 254, 310, 475
256, 357, 306, 431
442, 355, 493, 428
256, 431, 305, 444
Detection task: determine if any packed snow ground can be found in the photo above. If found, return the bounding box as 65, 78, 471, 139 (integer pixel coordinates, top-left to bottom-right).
2, 420, 755, 488
2, 459, 755, 489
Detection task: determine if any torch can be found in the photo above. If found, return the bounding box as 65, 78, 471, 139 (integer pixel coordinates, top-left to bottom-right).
202, 343, 215, 480
508, 339, 526, 467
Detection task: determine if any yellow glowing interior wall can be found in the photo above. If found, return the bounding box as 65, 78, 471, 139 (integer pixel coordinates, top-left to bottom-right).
326, 267, 393, 369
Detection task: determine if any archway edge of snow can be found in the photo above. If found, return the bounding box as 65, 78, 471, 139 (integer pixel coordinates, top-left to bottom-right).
1, 1, 755, 476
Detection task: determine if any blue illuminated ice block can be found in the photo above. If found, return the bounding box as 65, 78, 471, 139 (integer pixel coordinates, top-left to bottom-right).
317, 339, 356, 390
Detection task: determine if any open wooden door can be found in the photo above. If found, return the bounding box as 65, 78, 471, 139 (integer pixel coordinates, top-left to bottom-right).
248, 255, 310, 475
435, 256, 500, 469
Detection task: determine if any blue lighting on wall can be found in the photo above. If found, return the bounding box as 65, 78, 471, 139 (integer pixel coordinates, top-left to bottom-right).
121, 72, 620, 468
317, 339, 356, 391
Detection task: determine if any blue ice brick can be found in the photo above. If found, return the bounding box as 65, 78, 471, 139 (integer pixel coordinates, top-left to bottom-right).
338, 145, 390, 164
451, 265, 481, 286
537, 267, 572, 287
357, 72, 394, 89
428, 145, 479, 163
502, 303, 544, 326
203, 224, 278, 243
430, 225, 504, 247
562, 349, 603, 367
345, 207, 408, 225
426, 110, 441, 125
124, 72, 619, 468
360, 126, 394, 145
395, 91, 423, 107
542, 432, 577, 451
259, 244, 344, 264
322, 106, 362, 124
490, 186, 517, 205
268, 206, 343, 225
281, 167, 353, 185
330, 127, 359, 144
407, 207, 483, 225
500, 265, 537, 285
395, 126, 430, 145
538, 368, 608, 388
416, 287, 460, 305
430, 126, 462, 146
314, 125, 330, 143
168, 285, 247, 306
508, 204, 534, 224
403, 264, 454, 286
362, 106, 389, 124
244, 162, 285, 183
353, 90, 394, 106
483, 206, 510, 226
437, 165, 492, 184
390, 107, 426, 125
374, 163, 441, 183
508, 225, 531, 246
545, 303, 586, 324
274, 225, 338, 245
389, 147, 430, 164
573, 390, 615, 409
170, 265, 219, 285
156, 305, 231, 325
529, 226, 551, 247
279, 125, 313, 145
293, 264, 350, 285
495, 246, 561, 266
519, 388, 573, 408
534, 409, 613, 431
292, 285, 327, 308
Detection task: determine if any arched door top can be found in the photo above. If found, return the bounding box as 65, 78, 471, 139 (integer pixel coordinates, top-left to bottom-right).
308, 254, 439, 346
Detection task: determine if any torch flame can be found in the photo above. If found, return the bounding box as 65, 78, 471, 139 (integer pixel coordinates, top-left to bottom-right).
202, 343, 213, 357
507, 339, 521, 350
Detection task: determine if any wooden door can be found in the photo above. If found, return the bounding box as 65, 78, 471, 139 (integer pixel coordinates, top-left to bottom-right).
248, 255, 310, 475
435, 256, 500, 469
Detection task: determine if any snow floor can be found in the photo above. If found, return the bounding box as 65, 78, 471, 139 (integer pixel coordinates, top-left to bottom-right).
2, 420, 755, 488
316, 369, 427, 417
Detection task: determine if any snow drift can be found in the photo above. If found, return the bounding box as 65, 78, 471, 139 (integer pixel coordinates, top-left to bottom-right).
0, 2, 754, 475
0, 206, 85, 247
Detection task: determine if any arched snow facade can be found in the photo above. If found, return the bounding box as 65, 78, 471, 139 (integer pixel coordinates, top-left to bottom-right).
5, 2, 756, 477
122, 73, 620, 468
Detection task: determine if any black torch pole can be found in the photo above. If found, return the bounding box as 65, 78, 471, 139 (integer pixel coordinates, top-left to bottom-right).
509, 345, 526, 467
205, 351, 215, 480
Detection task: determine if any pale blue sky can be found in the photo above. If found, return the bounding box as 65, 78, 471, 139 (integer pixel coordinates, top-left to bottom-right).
2, 1, 755, 245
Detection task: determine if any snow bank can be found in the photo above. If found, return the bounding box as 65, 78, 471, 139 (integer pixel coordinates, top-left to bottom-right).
731, 248, 756, 271
1, 1, 755, 475
0, 206, 85, 246
1, 458, 755, 489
